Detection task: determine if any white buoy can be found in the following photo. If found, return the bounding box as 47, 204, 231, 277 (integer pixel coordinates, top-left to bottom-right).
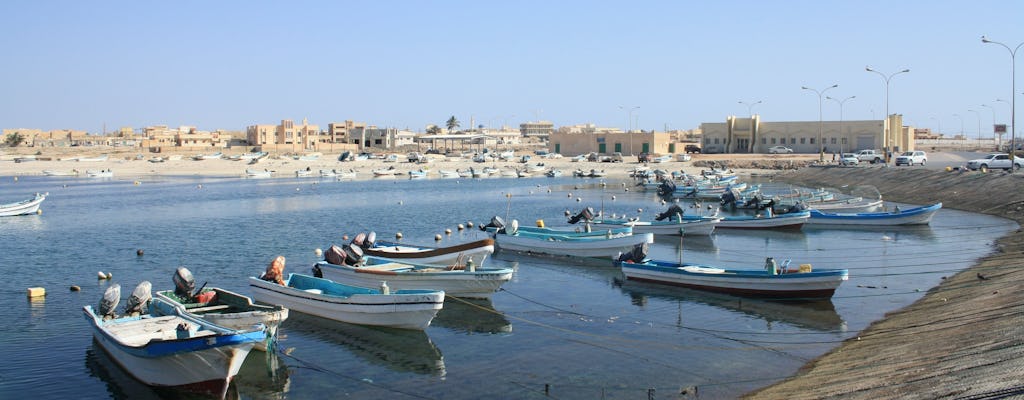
568, 193, 573, 198
467, 221, 474, 228
637, 208, 643, 213
398, 200, 403, 205
435, 234, 443, 241
457, 224, 465, 231
611, 196, 616, 201
445, 228, 452, 235
396, 232, 403, 239
315, 248, 323, 257
576, 198, 581, 202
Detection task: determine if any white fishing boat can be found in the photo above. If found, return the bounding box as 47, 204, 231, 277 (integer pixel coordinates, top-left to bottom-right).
83, 283, 264, 396
193, 152, 224, 160
617, 257, 848, 299
362, 237, 496, 266
295, 169, 314, 177
438, 170, 460, 178
86, 169, 114, 178
245, 169, 272, 178
806, 203, 942, 226
0, 192, 46, 216
151, 268, 288, 351
77, 154, 109, 162
484, 218, 653, 258
315, 240, 512, 299
595, 217, 721, 236
248, 273, 444, 330
42, 169, 79, 176
335, 169, 357, 180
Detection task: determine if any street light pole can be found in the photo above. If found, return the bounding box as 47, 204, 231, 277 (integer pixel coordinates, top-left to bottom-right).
981, 103, 997, 149
618, 105, 639, 155
930, 116, 942, 138
827, 95, 855, 154
738, 100, 762, 117
954, 113, 965, 151
982, 36, 1023, 162
802, 84, 838, 161
865, 66, 911, 163
968, 109, 982, 147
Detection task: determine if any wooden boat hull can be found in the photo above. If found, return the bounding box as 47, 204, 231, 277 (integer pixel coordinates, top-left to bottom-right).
248, 274, 444, 330
618, 260, 848, 298
806, 202, 941, 226
316, 258, 512, 299
152, 288, 289, 351
82, 306, 262, 396
365, 239, 495, 266
593, 218, 720, 236
494, 231, 654, 258
0, 193, 45, 216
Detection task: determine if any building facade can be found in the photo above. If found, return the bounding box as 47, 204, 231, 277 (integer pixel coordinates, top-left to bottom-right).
699, 115, 913, 155
246, 118, 323, 153
520, 121, 554, 141
548, 130, 678, 156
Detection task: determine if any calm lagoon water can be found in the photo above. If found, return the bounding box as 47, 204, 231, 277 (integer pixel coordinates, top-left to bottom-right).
0, 173, 1014, 399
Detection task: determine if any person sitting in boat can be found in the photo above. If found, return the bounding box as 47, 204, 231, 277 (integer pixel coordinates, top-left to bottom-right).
261, 255, 286, 285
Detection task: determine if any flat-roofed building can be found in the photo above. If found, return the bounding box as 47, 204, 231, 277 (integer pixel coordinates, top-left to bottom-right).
699, 114, 913, 155
520, 121, 554, 141
246, 118, 322, 153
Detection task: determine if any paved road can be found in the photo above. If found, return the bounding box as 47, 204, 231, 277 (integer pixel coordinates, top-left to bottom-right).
860, 151, 1014, 171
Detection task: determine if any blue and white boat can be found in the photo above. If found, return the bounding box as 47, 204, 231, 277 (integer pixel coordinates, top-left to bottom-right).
806, 202, 941, 226
248, 273, 445, 330
83, 300, 264, 395
482, 217, 653, 258
617, 256, 848, 299
593, 217, 721, 236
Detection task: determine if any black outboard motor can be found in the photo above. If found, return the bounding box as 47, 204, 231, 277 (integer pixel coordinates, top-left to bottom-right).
759, 198, 776, 211
173, 267, 195, 298
656, 179, 677, 197
720, 189, 738, 209
616, 242, 649, 263
124, 281, 152, 316
480, 216, 506, 232
343, 243, 363, 265
784, 201, 806, 214
567, 207, 595, 224
654, 204, 685, 221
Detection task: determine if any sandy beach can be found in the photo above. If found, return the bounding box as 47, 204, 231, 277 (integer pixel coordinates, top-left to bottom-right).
0, 147, 817, 180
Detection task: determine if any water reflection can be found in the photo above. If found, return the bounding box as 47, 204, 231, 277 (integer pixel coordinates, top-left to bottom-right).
233, 350, 290, 398
86, 342, 238, 400
432, 297, 512, 334
281, 313, 445, 377
802, 224, 938, 242
616, 280, 846, 332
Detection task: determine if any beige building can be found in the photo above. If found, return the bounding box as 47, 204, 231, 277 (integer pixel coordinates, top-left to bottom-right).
520, 121, 554, 140
548, 130, 679, 156
246, 118, 326, 153
699, 114, 913, 155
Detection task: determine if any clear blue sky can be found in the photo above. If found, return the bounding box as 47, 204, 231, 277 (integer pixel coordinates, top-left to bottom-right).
2, 1, 1022, 138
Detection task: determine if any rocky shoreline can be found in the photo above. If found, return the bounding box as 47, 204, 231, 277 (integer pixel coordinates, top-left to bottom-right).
746, 166, 1024, 399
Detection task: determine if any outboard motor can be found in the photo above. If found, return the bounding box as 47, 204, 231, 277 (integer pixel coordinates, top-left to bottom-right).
785, 201, 806, 214
759, 198, 776, 211
173, 267, 195, 298
743, 193, 763, 208
656, 179, 676, 197
567, 207, 595, 224
654, 204, 685, 221
720, 188, 739, 209
325, 244, 348, 265
616, 242, 649, 263
364, 231, 376, 248
351, 232, 367, 247
124, 281, 152, 316
480, 216, 507, 232
99, 284, 121, 319
343, 243, 364, 265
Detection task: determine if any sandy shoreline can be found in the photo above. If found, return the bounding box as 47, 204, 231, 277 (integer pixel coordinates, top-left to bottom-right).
0, 149, 816, 180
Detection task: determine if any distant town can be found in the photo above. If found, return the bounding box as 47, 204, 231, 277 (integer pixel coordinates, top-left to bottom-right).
1, 114, 1000, 157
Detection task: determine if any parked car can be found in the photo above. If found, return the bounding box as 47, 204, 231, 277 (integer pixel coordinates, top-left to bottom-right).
840, 153, 859, 166
966, 153, 1024, 171
767, 146, 794, 154
637, 153, 651, 163
684, 144, 702, 154
855, 149, 884, 164
895, 151, 927, 166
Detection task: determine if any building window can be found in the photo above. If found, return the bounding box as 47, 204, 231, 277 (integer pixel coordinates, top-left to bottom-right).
761, 138, 767, 144
800, 138, 806, 144
810, 138, 815, 145
831, 138, 837, 145
770, 138, 777, 144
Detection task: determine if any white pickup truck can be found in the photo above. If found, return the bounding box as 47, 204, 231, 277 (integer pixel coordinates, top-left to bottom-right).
855, 150, 885, 164
966, 153, 1024, 171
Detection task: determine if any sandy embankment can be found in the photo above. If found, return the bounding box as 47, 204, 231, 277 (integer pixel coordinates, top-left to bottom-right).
0, 148, 818, 180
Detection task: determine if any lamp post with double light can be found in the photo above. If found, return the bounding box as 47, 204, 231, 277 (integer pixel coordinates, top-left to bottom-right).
827, 95, 855, 154
738, 100, 762, 117
802, 84, 838, 161
982, 36, 1023, 161
981, 103, 997, 149
865, 66, 910, 163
